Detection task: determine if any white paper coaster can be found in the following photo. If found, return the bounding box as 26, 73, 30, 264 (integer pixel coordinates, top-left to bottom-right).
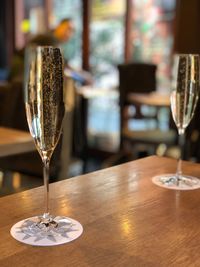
152, 174, 200, 190
10, 216, 83, 246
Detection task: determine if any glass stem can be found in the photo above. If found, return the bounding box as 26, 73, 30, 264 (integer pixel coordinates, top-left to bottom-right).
176, 131, 185, 180
43, 157, 50, 218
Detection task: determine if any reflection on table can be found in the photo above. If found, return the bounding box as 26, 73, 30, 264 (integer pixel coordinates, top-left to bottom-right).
0, 170, 42, 197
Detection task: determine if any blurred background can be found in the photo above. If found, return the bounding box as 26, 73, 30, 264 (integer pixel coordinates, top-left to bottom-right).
1, 0, 200, 196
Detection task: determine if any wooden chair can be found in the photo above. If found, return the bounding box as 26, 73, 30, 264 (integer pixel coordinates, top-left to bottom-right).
183, 99, 200, 161
118, 62, 176, 159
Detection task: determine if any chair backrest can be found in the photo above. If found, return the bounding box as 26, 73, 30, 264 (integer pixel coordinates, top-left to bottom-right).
0, 81, 28, 130
0, 83, 12, 126
118, 62, 157, 106
117, 63, 158, 150
184, 98, 200, 160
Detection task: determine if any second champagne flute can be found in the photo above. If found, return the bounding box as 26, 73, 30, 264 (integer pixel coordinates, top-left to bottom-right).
153, 54, 200, 189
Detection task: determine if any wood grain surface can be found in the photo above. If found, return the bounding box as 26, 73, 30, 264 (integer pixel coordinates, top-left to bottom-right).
0, 127, 35, 157
1, 156, 200, 267
128, 92, 170, 107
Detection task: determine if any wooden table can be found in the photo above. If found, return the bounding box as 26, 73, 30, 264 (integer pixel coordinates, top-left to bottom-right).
1, 156, 200, 266
127, 92, 170, 107
0, 127, 35, 157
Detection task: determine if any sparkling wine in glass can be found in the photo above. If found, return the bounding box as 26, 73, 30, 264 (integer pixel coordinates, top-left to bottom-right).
153, 54, 200, 189
10, 46, 83, 246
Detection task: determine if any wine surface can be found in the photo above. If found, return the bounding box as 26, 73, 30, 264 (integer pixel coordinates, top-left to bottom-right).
171, 86, 199, 133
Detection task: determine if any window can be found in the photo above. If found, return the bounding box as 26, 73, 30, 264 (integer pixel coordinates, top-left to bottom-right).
90, 0, 125, 88
131, 0, 176, 91
52, 0, 82, 68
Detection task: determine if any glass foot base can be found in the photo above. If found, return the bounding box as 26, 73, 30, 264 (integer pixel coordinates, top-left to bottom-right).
152, 174, 200, 190
10, 216, 83, 246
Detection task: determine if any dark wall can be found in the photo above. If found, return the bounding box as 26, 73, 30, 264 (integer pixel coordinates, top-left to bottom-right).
174, 0, 200, 53
0, 0, 7, 68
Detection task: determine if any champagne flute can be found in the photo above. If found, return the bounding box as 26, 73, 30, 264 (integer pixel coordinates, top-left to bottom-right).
154, 54, 200, 189
11, 46, 83, 246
